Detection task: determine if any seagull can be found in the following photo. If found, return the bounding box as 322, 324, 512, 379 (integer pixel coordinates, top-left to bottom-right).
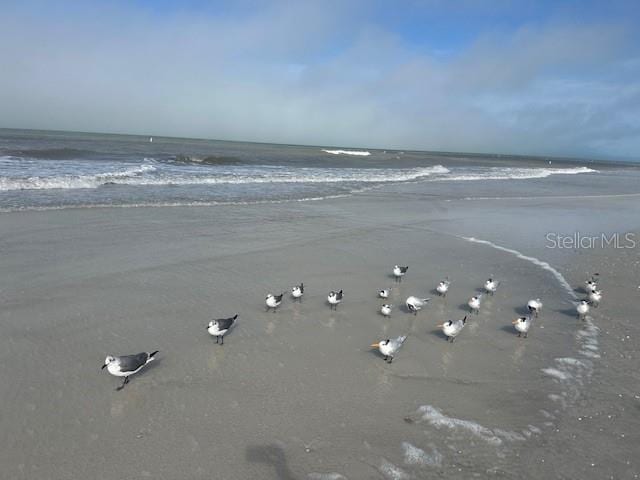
371, 335, 407, 363
406, 296, 430, 315
380, 304, 392, 317
328, 290, 343, 310
576, 299, 590, 320
484, 278, 500, 295
588, 289, 602, 307
379, 287, 392, 299
468, 294, 482, 314
291, 283, 304, 301
512, 316, 531, 338
393, 265, 409, 283
207, 314, 238, 345
266, 293, 284, 312
438, 316, 467, 342
527, 298, 543, 317
436, 279, 451, 297
102, 351, 159, 390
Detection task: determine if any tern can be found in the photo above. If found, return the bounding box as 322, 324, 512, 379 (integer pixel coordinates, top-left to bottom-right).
484, 278, 500, 295
393, 265, 409, 283
380, 304, 392, 317
527, 298, 543, 317
371, 335, 407, 363
576, 300, 590, 320
379, 288, 392, 299
588, 289, 602, 307
468, 295, 482, 314
436, 278, 451, 297
438, 316, 467, 342
406, 296, 430, 315
102, 351, 159, 390
512, 316, 531, 338
207, 314, 238, 344
585, 273, 599, 292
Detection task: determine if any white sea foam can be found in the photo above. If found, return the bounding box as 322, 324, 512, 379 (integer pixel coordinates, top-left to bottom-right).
542, 368, 571, 381
379, 459, 409, 480
401, 442, 443, 467
322, 149, 371, 156
435, 166, 597, 181
308, 474, 347, 480
459, 236, 577, 299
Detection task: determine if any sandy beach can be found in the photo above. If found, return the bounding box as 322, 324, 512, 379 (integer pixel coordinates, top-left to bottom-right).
1, 175, 639, 479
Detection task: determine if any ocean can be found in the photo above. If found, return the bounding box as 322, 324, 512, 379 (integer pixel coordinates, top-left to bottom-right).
0, 128, 611, 211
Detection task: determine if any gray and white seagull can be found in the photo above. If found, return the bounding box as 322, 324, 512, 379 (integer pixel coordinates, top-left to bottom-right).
102, 351, 159, 390
207, 314, 238, 344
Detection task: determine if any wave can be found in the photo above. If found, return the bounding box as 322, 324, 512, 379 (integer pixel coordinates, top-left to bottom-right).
322, 149, 371, 156
0, 165, 448, 191
435, 166, 597, 181
171, 154, 245, 165
0, 165, 156, 191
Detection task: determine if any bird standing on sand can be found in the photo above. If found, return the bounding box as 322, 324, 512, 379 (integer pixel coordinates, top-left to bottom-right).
328, 290, 343, 310
588, 289, 602, 307
512, 316, 531, 338
371, 335, 407, 363
576, 300, 590, 320
436, 279, 450, 297
393, 265, 409, 283
484, 278, 500, 295
406, 296, 430, 315
380, 304, 392, 317
207, 314, 238, 344
102, 351, 159, 390
468, 294, 482, 314
292, 283, 304, 301
379, 288, 391, 299
585, 274, 599, 292
266, 293, 284, 312
527, 298, 543, 317
438, 316, 467, 342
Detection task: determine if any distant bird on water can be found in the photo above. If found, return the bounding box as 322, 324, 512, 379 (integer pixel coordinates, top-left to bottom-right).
291, 283, 304, 301
512, 316, 531, 338
371, 335, 407, 363
438, 316, 467, 342
102, 351, 159, 390
207, 314, 238, 344
393, 265, 409, 283
328, 290, 343, 310
406, 296, 430, 315
380, 304, 392, 317
266, 293, 284, 312
527, 298, 543, 317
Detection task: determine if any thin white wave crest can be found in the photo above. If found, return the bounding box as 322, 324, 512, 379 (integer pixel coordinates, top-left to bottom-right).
435, 166, 597, 181
322, 149, 371, 156
0, 165, 449, 191
0, 164, 157, 191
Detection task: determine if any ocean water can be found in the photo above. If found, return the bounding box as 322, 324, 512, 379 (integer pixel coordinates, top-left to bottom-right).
0, 128, 616, 211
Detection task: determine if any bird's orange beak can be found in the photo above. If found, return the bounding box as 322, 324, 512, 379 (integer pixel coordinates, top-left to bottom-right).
511, 319, 518, 324
436, 323, 443, 328
370, 343, 380, 348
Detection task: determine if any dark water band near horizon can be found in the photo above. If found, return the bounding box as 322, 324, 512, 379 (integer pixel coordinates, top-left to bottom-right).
1, 128, 637, 212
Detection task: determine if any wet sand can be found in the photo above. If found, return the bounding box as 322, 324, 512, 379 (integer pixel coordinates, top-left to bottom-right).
0, 177, 638, 479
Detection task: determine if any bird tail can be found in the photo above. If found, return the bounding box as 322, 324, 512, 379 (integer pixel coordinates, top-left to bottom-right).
149, 350, 159, 359
232, 314, 238, 320
398, 335, 408, 345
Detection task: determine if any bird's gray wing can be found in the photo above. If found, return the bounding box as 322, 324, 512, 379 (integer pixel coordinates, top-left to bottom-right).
217, 317, 236, 330
117, 353, 149, 372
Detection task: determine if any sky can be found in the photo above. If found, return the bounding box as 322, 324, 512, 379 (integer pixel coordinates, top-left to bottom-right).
0, 0, 639, 159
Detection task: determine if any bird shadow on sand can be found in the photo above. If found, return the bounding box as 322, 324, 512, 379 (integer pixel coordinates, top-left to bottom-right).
246, 444, 298, 480
574, 287, 590, 295
557, 307, 580, 319
430, 328, 449, 341
499, 325, 519, 336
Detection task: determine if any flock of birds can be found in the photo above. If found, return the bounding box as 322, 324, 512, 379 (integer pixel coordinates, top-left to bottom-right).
102, 267, 603, 389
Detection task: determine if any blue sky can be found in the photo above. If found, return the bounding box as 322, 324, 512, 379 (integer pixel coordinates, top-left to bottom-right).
1, 0, 639, 158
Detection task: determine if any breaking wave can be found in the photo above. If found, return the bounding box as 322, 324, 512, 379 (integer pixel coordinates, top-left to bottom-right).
322, 149, 371, 156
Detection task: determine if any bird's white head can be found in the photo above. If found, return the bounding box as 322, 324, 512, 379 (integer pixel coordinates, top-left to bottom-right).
102, 355, 116, 369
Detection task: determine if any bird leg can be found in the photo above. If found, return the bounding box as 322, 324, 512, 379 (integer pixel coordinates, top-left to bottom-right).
388, 357, 393, 363
221, 335, 224, 345
116, 377, 129, 391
